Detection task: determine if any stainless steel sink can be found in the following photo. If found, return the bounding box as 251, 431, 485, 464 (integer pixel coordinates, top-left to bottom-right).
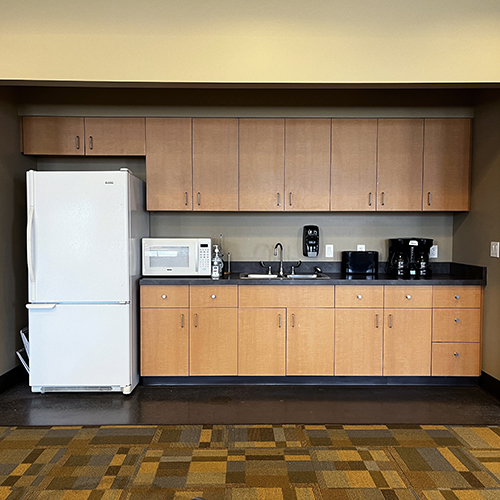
239, 273, 330, 280
239, 273, 280, 279
286, 273, 330, 280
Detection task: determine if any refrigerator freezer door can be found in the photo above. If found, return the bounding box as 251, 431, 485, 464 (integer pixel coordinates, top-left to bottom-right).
29, 303, 133, 390
28, 170, 130, 303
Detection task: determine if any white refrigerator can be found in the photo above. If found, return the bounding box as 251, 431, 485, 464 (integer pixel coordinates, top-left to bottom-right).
26, 169, 149, 394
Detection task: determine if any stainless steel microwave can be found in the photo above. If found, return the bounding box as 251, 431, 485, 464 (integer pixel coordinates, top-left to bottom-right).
142, 238, 211, 276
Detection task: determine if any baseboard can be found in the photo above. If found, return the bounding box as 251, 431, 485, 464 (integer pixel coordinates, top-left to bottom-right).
0, 365, 28, 395
478, 371, 500, 400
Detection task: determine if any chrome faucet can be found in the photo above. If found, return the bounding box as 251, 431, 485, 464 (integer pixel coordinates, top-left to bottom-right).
274, 242, 284, 277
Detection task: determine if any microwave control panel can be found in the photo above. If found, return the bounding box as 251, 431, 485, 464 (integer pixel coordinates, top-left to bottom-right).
198, 240, 212, 274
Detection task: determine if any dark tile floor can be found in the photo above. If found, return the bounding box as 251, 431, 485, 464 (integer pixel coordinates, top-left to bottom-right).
0, 382, 499, 426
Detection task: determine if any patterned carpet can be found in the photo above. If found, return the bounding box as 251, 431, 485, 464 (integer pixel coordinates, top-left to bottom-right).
2, 425, 500, 499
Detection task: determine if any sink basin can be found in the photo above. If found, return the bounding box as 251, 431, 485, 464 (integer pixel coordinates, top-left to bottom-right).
239, 273, 330, 280
286, 273, 330, 280
239, 273, 280, 279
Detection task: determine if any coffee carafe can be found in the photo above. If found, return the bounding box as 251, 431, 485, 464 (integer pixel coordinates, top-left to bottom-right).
387, 238, 434, 277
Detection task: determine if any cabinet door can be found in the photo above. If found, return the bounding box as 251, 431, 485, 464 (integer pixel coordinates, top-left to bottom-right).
331, 119, 377, 211
23, 117, 85, 155
190, 308, 237, 375
377, 119, 424, 211
239, 119, 284, 211
193, 118, 238, 211
432, 343, 480, 377
239, 308, 286, 376
287, 308, 334, 375
85, 118, 145, 156
384, 309, 431, 376
141, 308, 189, 376
335, 309, 383, 376
285, 119, 331, 211
423, 119, 471, 211
146, 118, 192, 211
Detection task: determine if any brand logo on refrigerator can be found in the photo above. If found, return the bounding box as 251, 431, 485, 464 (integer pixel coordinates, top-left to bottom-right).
105, 181, 114, 184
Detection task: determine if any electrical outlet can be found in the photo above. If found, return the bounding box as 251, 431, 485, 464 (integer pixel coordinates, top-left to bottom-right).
491, 241, 500, 258
357, 244, 365, 252
325, 244, 334, 258
429, 245, 438, 259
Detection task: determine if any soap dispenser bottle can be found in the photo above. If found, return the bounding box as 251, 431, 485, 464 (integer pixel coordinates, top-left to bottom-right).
211, 244, 223, 280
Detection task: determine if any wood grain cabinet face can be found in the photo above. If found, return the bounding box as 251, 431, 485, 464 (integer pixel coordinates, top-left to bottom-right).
423, 119, 471, 211
335, 286, 383, 308
331, 119, 377, 211
239, 119, 285, 211
190, 285, 238, 308
286, 308, 334, 376
193, 118, 238, 211
432, 286, 481, 308
432, 309, 481, 343
384, 286, 432, 309
85, 118, 145, 156
140, 308, 189, 376
238, 308, 286, 376
384, 308, 432, 376
284, 119, 331, 211
140, 285, 189, 308
23, 117, 85, 155
335, 308, 383, 376
146, 118, 193, 211
432, 343, 480, 376
377, 119, 424, 211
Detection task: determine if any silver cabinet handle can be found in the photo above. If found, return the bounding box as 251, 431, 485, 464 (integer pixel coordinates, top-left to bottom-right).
279, 314, 282, 328
455, 318, 460, 323
161, 294, 167, 299
454, 352, 459, 357
389, 314, 393, 328
406, 295, 412, 300
382, 192, 385, 206
289, 192, 293, 206
211, 294, 216, 299
89, 136, 93, 150
376, 314, 379, 328
194, 314, 198, 327
455, 295, 460, 300
357, 294, 362, 300
277, 193, 280, 206
369, 192, 372, 206
197, 192, 201, 206
181, 314, 184, 328
428, 192, 431, 206
76, 136, 80, 150
185, 192, 188, 206
292, 314, 295, 327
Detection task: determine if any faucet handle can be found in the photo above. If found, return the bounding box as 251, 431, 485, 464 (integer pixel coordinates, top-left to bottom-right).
268, 266, 273, 275
314, 266, 322, 274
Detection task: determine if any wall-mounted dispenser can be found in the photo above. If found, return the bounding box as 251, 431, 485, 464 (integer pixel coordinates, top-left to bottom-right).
303, 225, 319, 257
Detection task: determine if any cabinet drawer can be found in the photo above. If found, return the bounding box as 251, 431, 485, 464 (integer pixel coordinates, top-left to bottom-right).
238, 285, 334, 308
384, 286, 432, 308
432, 343, 481, 376
190, 285, 238, 307
141, 285, 189, 308
335, 286, 383, 308
433, 309, 481, 343
433, 286, 481, 308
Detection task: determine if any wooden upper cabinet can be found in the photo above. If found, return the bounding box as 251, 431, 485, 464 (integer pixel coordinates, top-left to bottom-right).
193, 118, 238, 211
23, 117, 85, 155
146, 118, 192, 211
239, 119, 285, 211
285, 119, 331, 211
85, 118, 145, 156
377, 119, 424, 211
423, 119, 471, 211
331, 119, 377, 211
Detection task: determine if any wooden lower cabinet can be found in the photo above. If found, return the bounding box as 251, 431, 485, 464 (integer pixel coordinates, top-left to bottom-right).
239, 308, 286, 376
190, 308, 238, 376
432, 343, 481, 376
384, 309, 432, 376
287, 308, 334, 376
335, 309, 383, 376
140, 308, 189, 376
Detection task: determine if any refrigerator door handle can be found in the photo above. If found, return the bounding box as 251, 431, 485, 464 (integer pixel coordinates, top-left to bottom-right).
27, 206, 35, 285
26, 304, 56, 309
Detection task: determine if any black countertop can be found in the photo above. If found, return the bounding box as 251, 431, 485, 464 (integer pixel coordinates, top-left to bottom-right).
140, 262, 486, 287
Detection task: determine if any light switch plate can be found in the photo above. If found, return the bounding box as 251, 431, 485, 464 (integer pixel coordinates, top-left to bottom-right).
491, 241, 500, 258
429, 245, 438, 259
325, 244, 334, 258
357, 244, 365, 252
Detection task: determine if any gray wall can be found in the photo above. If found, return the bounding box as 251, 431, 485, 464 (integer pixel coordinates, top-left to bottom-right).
453, 90, 500, 380
0, 88, 35, 377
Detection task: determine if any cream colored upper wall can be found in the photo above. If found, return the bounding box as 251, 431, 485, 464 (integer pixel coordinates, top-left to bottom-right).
1, 0, 500, 84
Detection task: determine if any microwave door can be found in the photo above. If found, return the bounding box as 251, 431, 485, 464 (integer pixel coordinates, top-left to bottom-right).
147, 241, 197, 275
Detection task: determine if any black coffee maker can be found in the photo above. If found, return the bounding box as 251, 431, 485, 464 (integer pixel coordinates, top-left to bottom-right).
387, 238, 433, 277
